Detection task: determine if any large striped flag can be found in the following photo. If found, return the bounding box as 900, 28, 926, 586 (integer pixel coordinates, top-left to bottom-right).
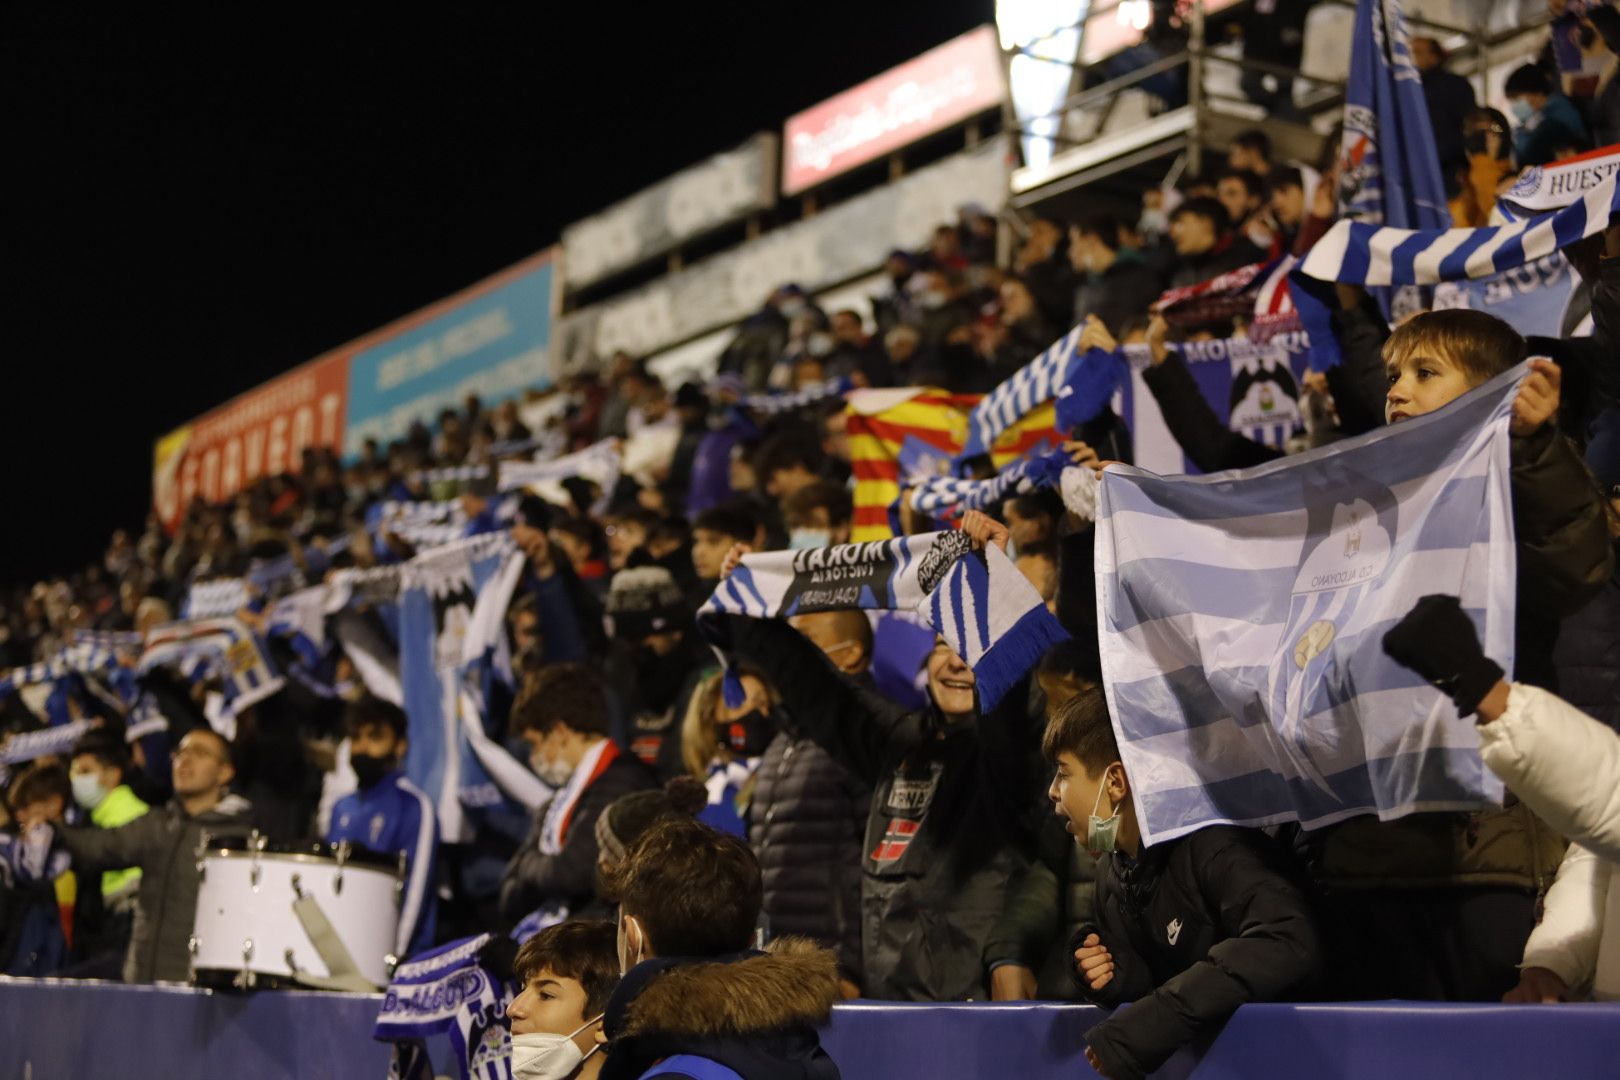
1094, 362, 1524, 845
847, 388, 1058, 542
397, 532, 516, 843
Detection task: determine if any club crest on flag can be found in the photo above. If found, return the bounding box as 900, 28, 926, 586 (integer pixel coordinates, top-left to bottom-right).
1228, 355, 1301, 435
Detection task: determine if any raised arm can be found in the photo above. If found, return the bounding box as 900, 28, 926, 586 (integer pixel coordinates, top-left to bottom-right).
724, 614, 912, 789
56, 813, 154, 873
716, 542, 919, 786
1138, 317, 1282, 474
1509, 414, 1613, 619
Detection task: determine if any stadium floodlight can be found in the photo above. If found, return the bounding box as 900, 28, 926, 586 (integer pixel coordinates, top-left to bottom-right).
996, 0, 1087, 171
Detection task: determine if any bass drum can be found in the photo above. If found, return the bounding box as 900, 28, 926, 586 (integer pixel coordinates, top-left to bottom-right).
191, 832, 403, 990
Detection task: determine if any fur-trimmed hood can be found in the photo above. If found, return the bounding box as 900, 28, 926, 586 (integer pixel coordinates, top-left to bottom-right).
618, 937, 840, 1041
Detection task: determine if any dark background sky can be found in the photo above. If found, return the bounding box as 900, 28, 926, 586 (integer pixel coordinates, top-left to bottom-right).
5, 4, 987, 584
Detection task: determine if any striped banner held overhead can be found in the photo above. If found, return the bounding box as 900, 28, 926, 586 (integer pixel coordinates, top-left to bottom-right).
1300, 169, 1618, 287
909, 449, 1072, 520
740, 376, 852, 417
957, 325, 1081, 463
847, 388, 1058, 542
496, 437, 621, 495
139, 617, 285, 714
1094, 362, 1525, 845
699, 531, 1067, 712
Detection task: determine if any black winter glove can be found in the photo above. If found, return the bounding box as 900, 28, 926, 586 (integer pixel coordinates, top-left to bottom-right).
1381, 594, 1504, 716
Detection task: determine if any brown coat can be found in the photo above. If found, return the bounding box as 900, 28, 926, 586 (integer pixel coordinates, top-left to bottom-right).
618, 938, 839, 1042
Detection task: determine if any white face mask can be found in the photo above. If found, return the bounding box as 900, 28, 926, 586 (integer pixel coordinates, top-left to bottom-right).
510, 1017, 602, 1080
72, 772, 110, 811
618, 915, 644, 976
532, 748, 574, 788
788, 528, 831, 550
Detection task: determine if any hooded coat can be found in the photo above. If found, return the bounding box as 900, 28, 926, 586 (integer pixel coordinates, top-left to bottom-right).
601, 938, 842, 1080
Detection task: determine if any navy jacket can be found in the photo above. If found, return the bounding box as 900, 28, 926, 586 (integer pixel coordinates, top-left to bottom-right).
328, 770, 438, 959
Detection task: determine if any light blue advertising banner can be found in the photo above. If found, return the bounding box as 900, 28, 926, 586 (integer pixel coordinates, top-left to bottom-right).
344, 252, 555, 456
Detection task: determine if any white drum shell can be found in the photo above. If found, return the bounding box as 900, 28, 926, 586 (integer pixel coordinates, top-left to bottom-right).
192, 848, 400, 988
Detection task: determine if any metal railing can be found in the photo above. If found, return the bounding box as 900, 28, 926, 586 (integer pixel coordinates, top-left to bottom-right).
1000, 0, 1556, 178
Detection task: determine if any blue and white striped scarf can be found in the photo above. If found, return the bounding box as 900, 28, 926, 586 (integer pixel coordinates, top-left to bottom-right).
266, 585, 335, 670
139, 617, 284, 714
413, 463, 491, 487
0, 637, 131, 700
740, 377, 852, 417
699, 532, 1067, 711
325, 564, 406, 615
184, 578, 255, 620
374, 933, 513, 1080
245, 534, 351, 592
496, 437, 622, 495
958, 325, 1082, 464
370, 500, 475, 550
0, 720, 94, 790
1495, 145, 1619, 221
1300, 169, 1618, 288
908, 449, 1072, 518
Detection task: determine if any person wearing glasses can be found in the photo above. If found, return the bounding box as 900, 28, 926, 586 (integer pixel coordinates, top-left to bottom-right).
54, 727, 256, 983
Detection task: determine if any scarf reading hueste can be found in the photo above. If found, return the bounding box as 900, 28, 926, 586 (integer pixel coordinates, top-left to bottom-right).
698, 532, 1067, 712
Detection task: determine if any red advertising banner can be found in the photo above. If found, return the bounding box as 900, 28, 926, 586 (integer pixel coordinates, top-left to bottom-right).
782, 25, 1007, 197
152, 348, 351, 531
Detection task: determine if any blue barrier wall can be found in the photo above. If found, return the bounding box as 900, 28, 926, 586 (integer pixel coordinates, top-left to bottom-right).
3, 978, 1618, 1080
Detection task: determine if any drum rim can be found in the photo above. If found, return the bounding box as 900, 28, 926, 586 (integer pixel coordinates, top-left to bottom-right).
198, 845, 401, 875
192, 967, 314, 991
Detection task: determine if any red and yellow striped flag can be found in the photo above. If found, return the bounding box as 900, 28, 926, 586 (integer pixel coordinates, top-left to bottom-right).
846, 388, 1059, 542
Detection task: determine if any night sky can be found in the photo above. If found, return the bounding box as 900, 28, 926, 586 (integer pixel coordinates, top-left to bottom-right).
6, 4, 988, 583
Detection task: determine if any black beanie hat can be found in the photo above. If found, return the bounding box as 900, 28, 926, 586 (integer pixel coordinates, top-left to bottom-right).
605, 565, 687, 640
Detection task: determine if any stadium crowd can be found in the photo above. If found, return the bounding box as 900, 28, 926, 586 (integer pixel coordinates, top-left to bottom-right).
3, 13, 1620, 1080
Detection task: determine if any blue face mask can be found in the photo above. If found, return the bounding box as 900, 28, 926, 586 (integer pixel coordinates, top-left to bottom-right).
789, 529, 831, 550
1509, 98, 1535, 123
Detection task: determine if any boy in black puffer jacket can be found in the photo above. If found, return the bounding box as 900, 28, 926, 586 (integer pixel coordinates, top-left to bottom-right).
1045, 689, 1320, 1080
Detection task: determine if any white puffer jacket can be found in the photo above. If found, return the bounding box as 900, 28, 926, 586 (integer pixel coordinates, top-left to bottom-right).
1479, 683, 1620, 1000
